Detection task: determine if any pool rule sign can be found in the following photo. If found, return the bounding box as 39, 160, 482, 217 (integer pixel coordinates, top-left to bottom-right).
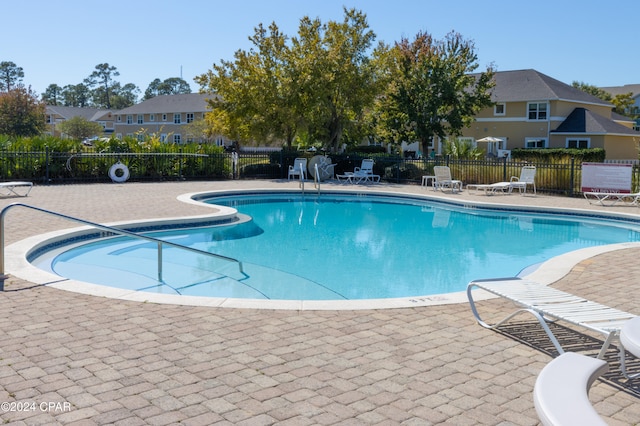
581, 162, 632, 193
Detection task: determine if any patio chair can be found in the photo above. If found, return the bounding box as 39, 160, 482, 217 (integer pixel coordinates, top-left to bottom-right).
533, 352, 609, 426
0, 181, 33, 197
337, 159, 380, 184
467, 182, 511, 195
467, 277, 637, 361
433, 166, 463, 193
288, 158, 307, 181
619, 316, 640, 379
583, 190, 640, 207
510, 165, 536, 194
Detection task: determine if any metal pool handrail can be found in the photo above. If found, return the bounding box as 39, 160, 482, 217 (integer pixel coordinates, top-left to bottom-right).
0, 203, 247, 290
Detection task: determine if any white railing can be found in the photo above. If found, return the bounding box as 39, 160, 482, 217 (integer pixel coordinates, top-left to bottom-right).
0, 203, 247, 291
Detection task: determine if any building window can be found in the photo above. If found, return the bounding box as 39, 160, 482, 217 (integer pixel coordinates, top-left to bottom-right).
174, 114, 181, 124
137, 134, 144, 142
567, 138, 589, 148
160, 133, 167, 142
98, 121, 106, 129
137, 114, 143, 124
150, 114, 155, 122
173, 134, 181, 144
162, 114, 167, 121
186, 113, 194, 123
126, 115, 133, 124
494, 103, 505, 116
527, 102, 548, 120
117, 115, 122, 122
46, 115, 52, 124
524, 138, 547, 148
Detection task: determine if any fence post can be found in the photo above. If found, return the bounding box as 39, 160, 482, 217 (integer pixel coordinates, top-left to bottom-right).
45, 146, 50, 185
570, 157, 575, 197
502, 155, 508, 182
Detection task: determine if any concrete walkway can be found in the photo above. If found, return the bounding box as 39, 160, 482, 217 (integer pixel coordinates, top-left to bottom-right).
0, 180, 639, 425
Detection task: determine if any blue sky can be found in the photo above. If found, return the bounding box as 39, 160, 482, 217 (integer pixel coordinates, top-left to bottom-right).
5, 0, 635, 97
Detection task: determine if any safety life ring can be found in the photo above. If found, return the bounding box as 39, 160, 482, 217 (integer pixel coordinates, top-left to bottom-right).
108, 161, 130, 183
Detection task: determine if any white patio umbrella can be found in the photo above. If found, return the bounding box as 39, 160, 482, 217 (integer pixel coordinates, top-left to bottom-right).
476, 136, 503, 143
476, 136, 503, 155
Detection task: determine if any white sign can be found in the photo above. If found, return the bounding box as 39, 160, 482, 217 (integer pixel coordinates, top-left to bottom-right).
581, 162, 632, 193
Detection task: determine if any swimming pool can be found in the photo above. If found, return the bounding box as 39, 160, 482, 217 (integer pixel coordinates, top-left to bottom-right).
28, 191, 640, 304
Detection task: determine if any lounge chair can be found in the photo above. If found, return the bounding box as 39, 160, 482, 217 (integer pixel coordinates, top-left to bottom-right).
433, 166, 463, 192
533, 352, 608, 426
466, 277, 636, 361
467, 182, 511, 195
288, 158, 307, 181
337, 159, 380, 184
583, 191, 640, 207
619, 316, 640, 379
510, 165, 536, 194
0, 181, 33, 197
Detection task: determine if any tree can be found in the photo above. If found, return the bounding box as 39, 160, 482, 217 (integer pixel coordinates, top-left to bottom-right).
196, 21, 302, 146
196, 8, 379, 151
0, 61, 24, 91
57, 116, 104, 140
84, 63, 120, 109
572, 81, 636, 117
375, 31, 495, 154
611, 92, 636, 117
0, 86, 46, 137
42, 84, 63, 105
144, 77, 191, 99
109, 82, 139, 109
61, 83, 91, 107
291, 8, 379, 151
571, 81, 612, 101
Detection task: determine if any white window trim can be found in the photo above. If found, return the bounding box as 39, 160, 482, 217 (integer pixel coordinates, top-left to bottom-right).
494, 103, 506, 116
527, 102, 549, 121
524, 137, 548, 148
566, 137, 590, 149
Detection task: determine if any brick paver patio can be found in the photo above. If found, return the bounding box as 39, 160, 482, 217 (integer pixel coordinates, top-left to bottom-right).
0, 180, 638, 425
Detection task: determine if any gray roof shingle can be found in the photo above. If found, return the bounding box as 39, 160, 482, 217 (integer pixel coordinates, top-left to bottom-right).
552, 107, 639, 135
116, 93, 215, 115
491, 69, 612, 107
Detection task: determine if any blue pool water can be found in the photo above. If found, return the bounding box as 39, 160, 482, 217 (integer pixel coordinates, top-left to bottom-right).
34, 193, 640, 300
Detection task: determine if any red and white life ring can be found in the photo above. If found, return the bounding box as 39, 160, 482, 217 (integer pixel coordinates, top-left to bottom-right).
108, 161, 130, 183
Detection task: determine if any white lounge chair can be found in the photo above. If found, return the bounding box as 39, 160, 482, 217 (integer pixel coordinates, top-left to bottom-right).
534, 352, 608, 426
288, 158, 307, 181
583, 191, 640, 207
433, 166, 462, 192
467, 182, 511, 195
0, 181, 33, 197
619, 316, 640, 379
337, 159, 380, 184
510, 165, 536, 194
466, 277, 637, 360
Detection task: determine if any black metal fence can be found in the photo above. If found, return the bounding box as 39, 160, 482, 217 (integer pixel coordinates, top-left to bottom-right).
1, 147, 638, 196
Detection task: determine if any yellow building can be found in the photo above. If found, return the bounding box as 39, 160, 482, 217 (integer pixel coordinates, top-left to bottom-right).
460, 69, 639, 160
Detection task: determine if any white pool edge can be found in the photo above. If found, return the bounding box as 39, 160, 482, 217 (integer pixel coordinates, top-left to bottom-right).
7, 187, 640, 310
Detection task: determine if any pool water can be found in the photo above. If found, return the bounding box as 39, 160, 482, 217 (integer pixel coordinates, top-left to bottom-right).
35, 193, 640, 300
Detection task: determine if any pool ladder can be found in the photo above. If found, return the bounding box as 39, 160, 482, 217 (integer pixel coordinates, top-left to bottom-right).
0, 203, 247, 291
299, 163, 321, 195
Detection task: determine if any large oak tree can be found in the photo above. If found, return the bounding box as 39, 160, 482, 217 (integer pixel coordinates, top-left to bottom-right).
373, 31, 495, 154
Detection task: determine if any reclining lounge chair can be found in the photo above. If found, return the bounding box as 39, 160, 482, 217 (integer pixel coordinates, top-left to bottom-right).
466, 277, 637, 361
0, 181, 33, 197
